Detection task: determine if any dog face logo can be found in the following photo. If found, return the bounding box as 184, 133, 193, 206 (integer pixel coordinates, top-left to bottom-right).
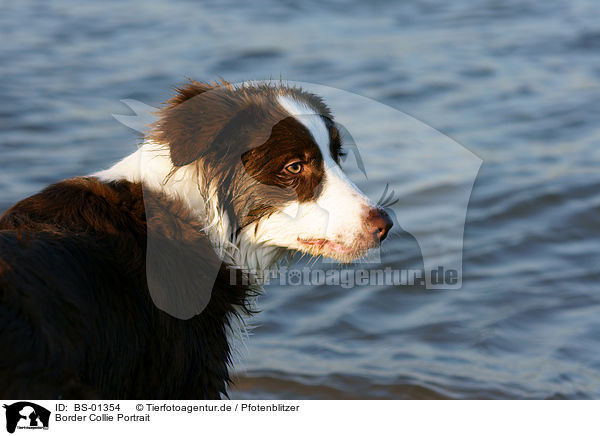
3, 402, 50, 434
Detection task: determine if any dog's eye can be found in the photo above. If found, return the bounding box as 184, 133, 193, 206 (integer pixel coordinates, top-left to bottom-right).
285, 162, 304, 174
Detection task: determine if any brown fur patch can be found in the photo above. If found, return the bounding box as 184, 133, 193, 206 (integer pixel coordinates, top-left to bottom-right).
151, 80, 343, 230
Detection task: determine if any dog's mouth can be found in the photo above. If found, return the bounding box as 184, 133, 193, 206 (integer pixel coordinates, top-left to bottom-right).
297, 237, 372, 262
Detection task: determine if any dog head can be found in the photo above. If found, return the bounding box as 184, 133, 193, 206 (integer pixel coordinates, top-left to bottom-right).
151, 80, 392, 263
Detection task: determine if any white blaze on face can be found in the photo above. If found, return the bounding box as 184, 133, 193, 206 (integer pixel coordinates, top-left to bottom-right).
242, 94, 376, 262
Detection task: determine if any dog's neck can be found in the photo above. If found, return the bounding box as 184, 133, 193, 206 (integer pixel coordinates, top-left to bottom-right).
94, 140, 287, 273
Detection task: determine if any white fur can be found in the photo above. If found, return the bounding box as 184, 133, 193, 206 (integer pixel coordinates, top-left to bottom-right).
94, 141, 269, 270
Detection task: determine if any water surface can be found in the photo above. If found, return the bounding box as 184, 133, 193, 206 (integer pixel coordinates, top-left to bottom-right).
1, 0, 599, 399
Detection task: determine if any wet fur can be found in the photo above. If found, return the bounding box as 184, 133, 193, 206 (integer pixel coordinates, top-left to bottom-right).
0, 178, 253, 399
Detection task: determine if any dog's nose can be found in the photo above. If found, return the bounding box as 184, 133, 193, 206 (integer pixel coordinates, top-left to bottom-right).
366, 208, 393, 242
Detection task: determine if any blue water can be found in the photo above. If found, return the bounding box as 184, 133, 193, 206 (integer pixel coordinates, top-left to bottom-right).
1, 0, 599, 399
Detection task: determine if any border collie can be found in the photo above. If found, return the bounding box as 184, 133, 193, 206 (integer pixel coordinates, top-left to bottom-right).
0, 80, 392, 399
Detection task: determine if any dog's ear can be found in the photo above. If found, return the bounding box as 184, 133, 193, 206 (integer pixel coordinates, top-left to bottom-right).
151, 80, 258, 167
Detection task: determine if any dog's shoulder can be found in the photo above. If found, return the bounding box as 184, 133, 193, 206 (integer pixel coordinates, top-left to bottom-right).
0, 175, 254, 399
0, 177, 146, 236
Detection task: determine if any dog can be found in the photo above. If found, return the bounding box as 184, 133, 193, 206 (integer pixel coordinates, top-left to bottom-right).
0, 80, 392, 399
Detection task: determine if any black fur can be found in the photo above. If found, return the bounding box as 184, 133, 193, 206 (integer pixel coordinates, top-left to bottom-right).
0, 177, 254, 399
